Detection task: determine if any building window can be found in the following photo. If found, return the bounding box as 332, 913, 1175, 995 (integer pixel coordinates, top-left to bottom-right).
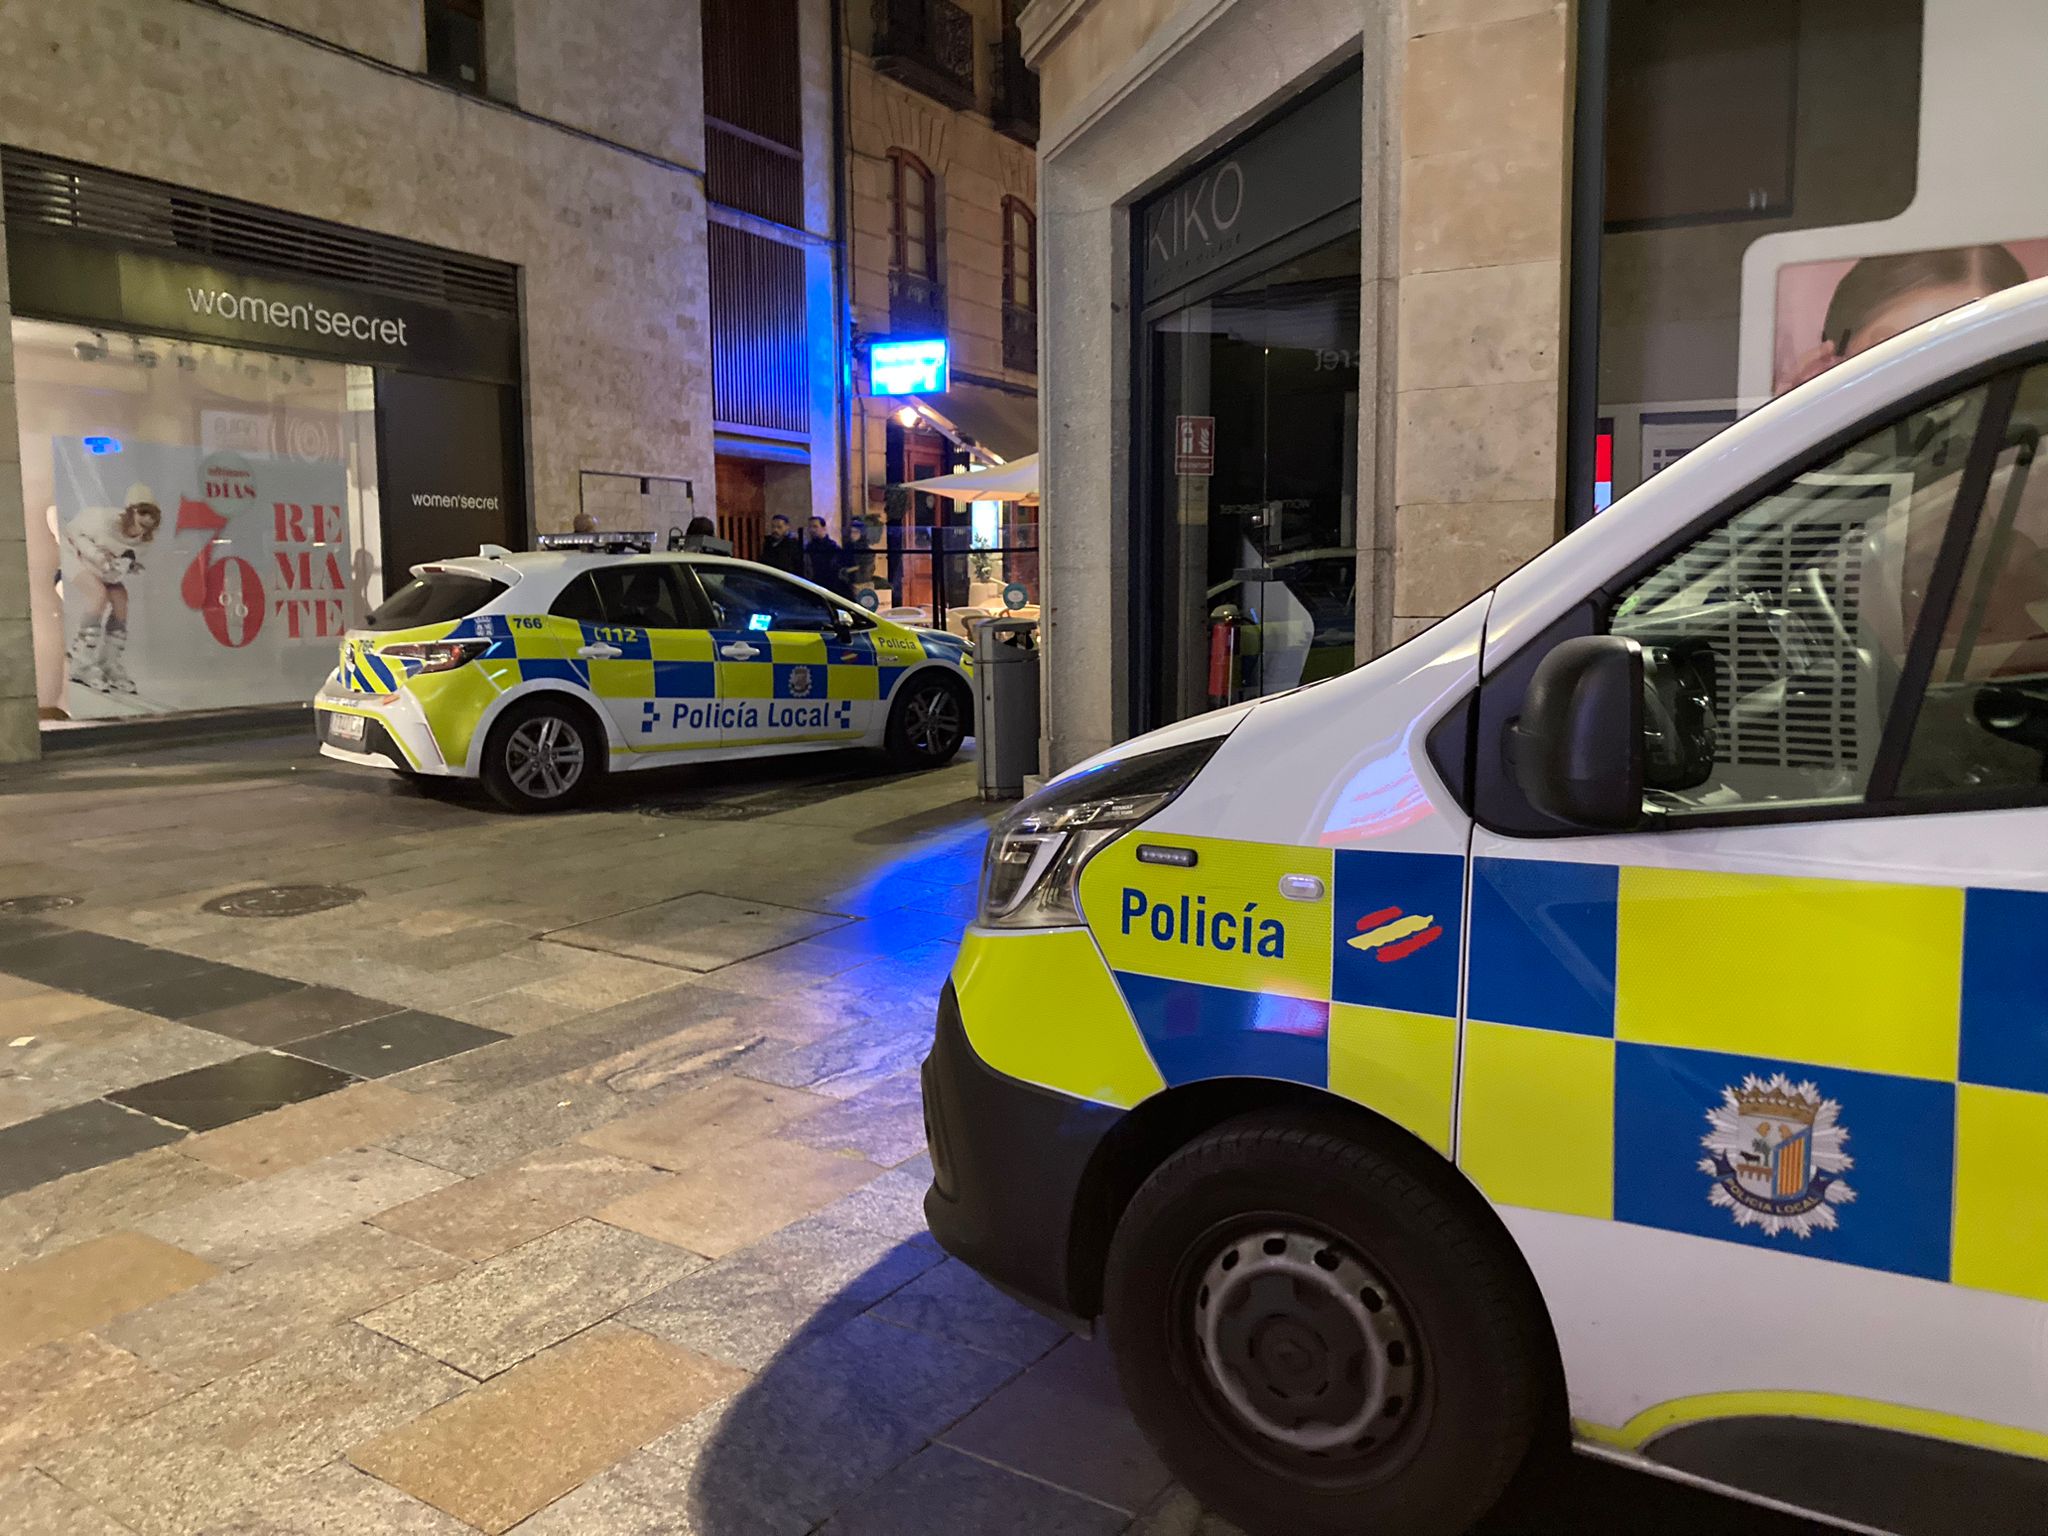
890, 150, 939, 283
1001, 196, 1037, 374
425, 0, 487, 94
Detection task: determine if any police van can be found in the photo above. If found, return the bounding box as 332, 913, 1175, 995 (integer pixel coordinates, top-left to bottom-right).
314, 550, 973, 810
922, 280, 2048, 1535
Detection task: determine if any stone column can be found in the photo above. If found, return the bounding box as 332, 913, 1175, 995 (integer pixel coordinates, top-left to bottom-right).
1391, 0, 1572, 642
0, 193, 37, 764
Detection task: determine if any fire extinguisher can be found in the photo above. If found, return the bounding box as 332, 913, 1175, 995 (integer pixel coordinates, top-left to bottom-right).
1207, 605, 1242, 708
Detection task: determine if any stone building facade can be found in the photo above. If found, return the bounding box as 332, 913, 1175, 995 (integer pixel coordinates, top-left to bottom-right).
0, 0, 841, 760
1020, 0, 1570, 771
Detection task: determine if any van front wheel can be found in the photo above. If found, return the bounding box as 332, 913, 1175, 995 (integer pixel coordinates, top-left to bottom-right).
1103, 1113, 1548, 1536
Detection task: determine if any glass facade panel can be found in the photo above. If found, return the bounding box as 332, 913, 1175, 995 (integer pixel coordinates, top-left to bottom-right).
15, 319, 379, 723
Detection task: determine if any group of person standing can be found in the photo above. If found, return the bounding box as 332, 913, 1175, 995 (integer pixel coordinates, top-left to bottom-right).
756, 513, 873, 600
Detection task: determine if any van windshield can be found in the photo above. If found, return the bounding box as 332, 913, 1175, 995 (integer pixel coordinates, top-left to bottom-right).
364, 572, 505, 631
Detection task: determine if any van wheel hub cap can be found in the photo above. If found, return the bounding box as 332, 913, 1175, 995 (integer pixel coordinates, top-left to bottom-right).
1192, 1227, 1418, 1455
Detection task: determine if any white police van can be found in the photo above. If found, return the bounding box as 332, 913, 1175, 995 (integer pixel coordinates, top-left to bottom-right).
921, 280, 2048, 1534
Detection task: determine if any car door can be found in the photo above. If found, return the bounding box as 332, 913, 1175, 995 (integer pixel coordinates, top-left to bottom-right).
1459, 365, 2048, 1530
686, 564, 871, 747
550, 562, 720, 755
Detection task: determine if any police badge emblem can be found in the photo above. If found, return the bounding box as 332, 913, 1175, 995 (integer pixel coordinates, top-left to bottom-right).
789, 664, 814, 699
1698, 1073, 1855, 1238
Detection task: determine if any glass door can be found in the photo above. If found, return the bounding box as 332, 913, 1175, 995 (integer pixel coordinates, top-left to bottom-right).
1148, 231, 1361, 723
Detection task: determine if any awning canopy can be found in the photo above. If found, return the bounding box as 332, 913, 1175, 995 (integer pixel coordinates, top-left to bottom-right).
897, 454, 1039, 502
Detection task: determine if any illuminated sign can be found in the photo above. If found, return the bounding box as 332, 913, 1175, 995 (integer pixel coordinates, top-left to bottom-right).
82, 435, 123, 455
869, 338, 948, 396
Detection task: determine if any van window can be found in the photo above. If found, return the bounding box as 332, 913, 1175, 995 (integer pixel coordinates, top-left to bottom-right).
1900, 364, 2048, 798
364, 571, 505, 631
1609, 384, 1990, 815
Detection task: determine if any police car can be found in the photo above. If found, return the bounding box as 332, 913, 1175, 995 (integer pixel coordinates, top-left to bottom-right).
924, 278, 2048, 1535
314, 547, 973, 811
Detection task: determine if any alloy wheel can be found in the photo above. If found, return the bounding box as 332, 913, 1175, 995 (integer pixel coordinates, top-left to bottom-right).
904, 684, 963, 757
505, 715, 586, 800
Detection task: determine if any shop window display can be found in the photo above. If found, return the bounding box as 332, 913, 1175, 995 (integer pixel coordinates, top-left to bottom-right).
14, 320, 379, 723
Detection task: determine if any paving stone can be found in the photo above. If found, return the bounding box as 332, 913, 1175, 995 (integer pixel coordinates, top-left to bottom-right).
869, 1258, 1068, 1367
383, 1026, 625, 1106
0, 1231, 217, 1363
545, 892, 853, 971
287, 1012, 506, 1079
353, 1323, 746, 1534
624, 1214, 945, 1371
180, 1081, 451, 1180
46, 1324, 469, 1536
0, 1098, 188, 1198
506, 1442, 790, 1536
5, 1018, 252, 1108
598, 1137, 883, 1258
103, 1222, 467, 1385
199, 1461, 476, 1535
115, 968, 307, 1023
0, 984, 136, 1034
773, 1069, 926, 1165
820, 1167, 933, 1240
738, 1017, 934, 1100
137, 1147, 462, 1268
360, 1218, 701, 1378
0, 1332, 181, 1473
578, 1073, 824, 1171
110, 1051, 357, 1133
0, 1468, 135, 1536
382, 1080, 641, 1177
821, 1444, 1127, 1535
0, 1144, 241, 1268
646, 1313, 1020, 1531
185, 986, 400, 1048
373, 1144, 665, 1261
940, 1336, 1173, 1514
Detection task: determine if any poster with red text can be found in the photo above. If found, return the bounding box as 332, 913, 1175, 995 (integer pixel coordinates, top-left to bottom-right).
51, 439, 361, 718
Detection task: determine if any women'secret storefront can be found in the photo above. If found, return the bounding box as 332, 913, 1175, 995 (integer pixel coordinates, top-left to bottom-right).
3, 151, 525, 731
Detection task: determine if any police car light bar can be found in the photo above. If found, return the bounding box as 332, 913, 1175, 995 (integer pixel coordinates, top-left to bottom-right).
535, 532, 655, 554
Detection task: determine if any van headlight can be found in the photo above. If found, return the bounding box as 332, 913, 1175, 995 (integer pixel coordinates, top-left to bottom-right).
979, 739, 1220, 929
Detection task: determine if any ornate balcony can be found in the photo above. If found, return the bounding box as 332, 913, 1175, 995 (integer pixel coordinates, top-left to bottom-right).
872, 0, 976, 113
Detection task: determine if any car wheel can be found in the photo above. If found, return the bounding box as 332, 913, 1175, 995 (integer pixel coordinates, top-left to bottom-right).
885, 672, 969, 768
1104, 1112, 1549, 1536
480, 698, 603, 812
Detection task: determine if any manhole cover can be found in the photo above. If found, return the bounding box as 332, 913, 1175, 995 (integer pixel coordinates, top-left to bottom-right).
204, 885, 364, 919
0, 894, 80, 915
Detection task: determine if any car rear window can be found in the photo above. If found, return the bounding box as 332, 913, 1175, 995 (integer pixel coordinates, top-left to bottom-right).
364, 572, 505, 631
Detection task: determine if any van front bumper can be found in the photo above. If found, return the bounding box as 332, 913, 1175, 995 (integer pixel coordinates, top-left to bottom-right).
920, 982, 1124, 1329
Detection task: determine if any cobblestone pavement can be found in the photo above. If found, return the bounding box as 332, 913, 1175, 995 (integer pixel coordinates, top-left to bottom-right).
0, 737, 1823, 1535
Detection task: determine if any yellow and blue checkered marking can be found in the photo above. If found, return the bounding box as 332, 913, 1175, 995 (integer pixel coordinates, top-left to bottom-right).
1461, 856, 2048, 1302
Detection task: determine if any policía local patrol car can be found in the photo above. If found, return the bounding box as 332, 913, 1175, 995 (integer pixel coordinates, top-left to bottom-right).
314, 548, 973, 810
924, 278, 2048, 1536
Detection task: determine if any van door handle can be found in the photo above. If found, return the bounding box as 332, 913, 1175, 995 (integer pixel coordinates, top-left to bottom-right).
720, 642, 762, 660
576, 643, 622, 659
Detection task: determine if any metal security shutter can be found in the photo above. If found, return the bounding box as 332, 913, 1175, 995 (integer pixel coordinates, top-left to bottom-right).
708, 221, 808, 436
1, 148, 518, 316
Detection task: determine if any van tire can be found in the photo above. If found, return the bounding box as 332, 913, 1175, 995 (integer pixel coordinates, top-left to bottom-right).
1103, 1111, 1547, 1536
479, 696, 604, 813
884, 671, 970, 768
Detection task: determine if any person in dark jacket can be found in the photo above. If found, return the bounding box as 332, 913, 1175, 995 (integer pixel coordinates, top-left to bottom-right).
805, 517, 853, 597
681, 515, 734, 556
759, 514, 805, 574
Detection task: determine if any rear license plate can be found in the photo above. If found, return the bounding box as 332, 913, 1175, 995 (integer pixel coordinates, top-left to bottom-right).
328, 713, 366, 745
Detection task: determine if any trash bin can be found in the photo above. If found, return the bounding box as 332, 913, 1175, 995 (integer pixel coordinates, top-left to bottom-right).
972, 617, 1041, 801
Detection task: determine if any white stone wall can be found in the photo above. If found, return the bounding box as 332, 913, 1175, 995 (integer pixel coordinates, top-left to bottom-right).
0, 0, 722, 760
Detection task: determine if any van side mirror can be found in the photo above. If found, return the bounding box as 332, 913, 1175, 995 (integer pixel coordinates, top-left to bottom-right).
1507, 635, 1645, 830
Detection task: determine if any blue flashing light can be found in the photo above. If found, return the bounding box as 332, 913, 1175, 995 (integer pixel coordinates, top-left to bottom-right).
82, 435, 123, 455
869, 338, 948, 397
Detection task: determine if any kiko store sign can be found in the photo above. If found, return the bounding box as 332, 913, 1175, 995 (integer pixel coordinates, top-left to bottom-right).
8, 231, 519, 384
1140, 67, 1364, 301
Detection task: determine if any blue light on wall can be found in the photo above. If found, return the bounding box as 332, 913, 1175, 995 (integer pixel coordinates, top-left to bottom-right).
82, 435, 123, 455
869, 338, 948, 397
